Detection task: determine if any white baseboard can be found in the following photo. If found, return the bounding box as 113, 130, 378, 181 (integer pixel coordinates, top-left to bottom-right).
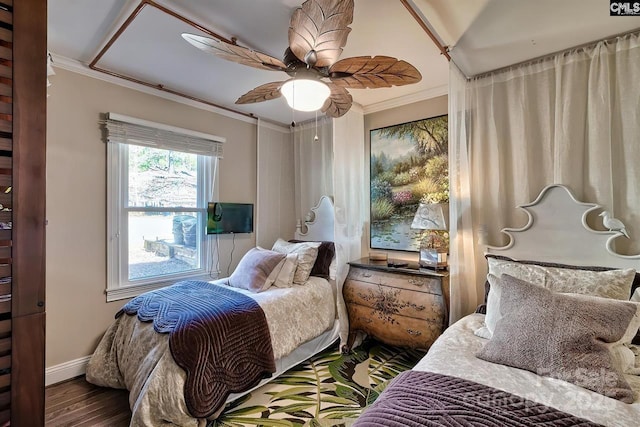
45, 356, 91, 386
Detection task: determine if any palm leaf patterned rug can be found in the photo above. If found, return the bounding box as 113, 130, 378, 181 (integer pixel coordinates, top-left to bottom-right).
211, 340, 425, 427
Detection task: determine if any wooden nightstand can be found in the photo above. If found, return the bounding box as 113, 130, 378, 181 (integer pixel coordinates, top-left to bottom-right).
343, 257, 449, 350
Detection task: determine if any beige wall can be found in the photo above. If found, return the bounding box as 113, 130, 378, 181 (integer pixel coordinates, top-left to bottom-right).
363, 95, 448, 261
46, 68, 263, 367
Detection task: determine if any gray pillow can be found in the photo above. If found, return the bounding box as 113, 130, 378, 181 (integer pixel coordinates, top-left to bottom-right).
478, 258, 636, 339
228, 247, 286, 293
477, 274, 637, 403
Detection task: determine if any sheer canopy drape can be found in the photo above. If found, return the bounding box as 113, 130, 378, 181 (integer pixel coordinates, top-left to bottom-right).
449, 31, 640, 322
293, 109, 365, 348
332, 108, 365, 346
293, 118, 333, 222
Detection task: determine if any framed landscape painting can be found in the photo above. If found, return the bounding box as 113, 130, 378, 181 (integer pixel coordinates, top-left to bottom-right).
370, 115, 449, 252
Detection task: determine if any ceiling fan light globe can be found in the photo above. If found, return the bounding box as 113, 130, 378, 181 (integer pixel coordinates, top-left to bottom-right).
281, 79, 330, 112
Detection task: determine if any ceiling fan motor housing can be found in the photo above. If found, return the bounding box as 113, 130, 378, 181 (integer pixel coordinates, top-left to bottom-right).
283, 48, 328, 78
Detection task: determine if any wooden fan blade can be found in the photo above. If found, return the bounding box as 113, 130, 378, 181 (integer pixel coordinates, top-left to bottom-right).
329, 56, 422, 89
288, 0, 354, 68
182, 33, 287, 72
235, 81, 288, 105
322, 83, 353, 118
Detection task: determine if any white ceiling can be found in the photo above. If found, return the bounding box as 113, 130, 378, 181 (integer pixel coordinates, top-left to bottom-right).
48, 0, 640, 126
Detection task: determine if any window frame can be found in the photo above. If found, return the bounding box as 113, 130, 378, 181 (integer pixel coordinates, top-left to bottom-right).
106, 141, 214, 302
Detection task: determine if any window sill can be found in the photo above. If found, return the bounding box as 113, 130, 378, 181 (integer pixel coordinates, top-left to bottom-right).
106, 273, 219, 302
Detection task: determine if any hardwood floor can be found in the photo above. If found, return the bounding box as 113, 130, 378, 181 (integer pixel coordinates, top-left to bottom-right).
45, 377, 131, 426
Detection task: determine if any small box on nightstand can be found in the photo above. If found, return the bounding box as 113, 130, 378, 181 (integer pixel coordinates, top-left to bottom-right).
419, 248, 448, 270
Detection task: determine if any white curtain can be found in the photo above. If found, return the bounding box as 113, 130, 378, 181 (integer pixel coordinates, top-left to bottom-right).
292, 109, 365, 349
448, 63, 481, 323
449, 31, 640, 321
205, 156, 220, 277
293, 117, 333, 223
256, 120, 296, 247
333, 108, 365, 347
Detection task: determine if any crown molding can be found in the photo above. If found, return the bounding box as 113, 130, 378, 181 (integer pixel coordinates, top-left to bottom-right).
350, 102, 365, 115
50, 53, 291, 133
362, 84, 449, 114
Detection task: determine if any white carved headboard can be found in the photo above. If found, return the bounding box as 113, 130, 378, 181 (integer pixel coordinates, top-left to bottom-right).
294, 196, 334, 242
486, 184, 640, 269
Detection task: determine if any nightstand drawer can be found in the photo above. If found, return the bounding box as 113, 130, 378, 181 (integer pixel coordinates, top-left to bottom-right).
347, 303, 442, 349
343, 280, 445, 322
347, 267, 442, 295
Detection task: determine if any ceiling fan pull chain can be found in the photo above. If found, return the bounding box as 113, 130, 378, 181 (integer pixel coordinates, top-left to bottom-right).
291, 83, 296, 127
314, 110, 319, 142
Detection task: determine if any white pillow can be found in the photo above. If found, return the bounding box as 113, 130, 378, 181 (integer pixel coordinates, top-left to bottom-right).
329, 257, 337, 281
473, 273, 502, 339
272, 253, 298, 288
478, 258, 636, 339
609, 304, 640, 375
271, 238, 320, 284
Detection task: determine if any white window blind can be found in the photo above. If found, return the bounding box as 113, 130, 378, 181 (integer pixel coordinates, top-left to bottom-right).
104, 112, 225, 157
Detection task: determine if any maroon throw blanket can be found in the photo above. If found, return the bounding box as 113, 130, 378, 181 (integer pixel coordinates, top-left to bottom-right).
354, 371, 603, 427
117, 280, 275, 418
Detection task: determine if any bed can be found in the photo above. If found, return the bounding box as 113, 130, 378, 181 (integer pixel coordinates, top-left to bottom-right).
86, 196, 342, 427
354, 185, 640, 427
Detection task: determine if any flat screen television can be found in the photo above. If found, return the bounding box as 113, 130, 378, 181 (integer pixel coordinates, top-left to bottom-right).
206, 202, 254, 234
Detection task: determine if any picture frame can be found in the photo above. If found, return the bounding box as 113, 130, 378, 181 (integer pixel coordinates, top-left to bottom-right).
370, 115, 449, 252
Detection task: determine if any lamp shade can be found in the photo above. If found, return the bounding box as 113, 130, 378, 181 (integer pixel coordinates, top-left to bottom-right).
411, 203, 448, 230
281, 79, 330, 112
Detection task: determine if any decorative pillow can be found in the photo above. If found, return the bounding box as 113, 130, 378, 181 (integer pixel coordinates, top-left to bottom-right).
255, 247, 298, 288
478, 257, 636, 338
289, 239, 335, 279
272, 253, 298, 288
487, 257, 635, 300
477, 274, 638, 403
482, 255, 640, 301
227, 247, 285, 293
272, 238, 321, 284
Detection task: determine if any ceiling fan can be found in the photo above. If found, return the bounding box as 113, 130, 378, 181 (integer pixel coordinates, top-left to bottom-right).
182, 0, 422, 118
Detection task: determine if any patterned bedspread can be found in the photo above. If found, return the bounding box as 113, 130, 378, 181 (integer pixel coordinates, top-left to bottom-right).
117, 280, 275, 418
354, 370, 602, 427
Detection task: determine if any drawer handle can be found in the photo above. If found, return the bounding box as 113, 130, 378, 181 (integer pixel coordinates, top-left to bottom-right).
406, 329, 422, 336
361, 272, 373, 278
408, 279, 424, 287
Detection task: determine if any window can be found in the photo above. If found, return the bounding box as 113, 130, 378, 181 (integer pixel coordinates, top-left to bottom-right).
105, 114, 224, 301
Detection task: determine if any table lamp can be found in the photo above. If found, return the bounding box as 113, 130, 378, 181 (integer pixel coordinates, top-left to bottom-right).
411, 203, 448, 269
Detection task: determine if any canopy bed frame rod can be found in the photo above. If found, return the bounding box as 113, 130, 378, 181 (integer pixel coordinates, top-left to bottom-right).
88, 0, 257, 121
399, 0, 451, 61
